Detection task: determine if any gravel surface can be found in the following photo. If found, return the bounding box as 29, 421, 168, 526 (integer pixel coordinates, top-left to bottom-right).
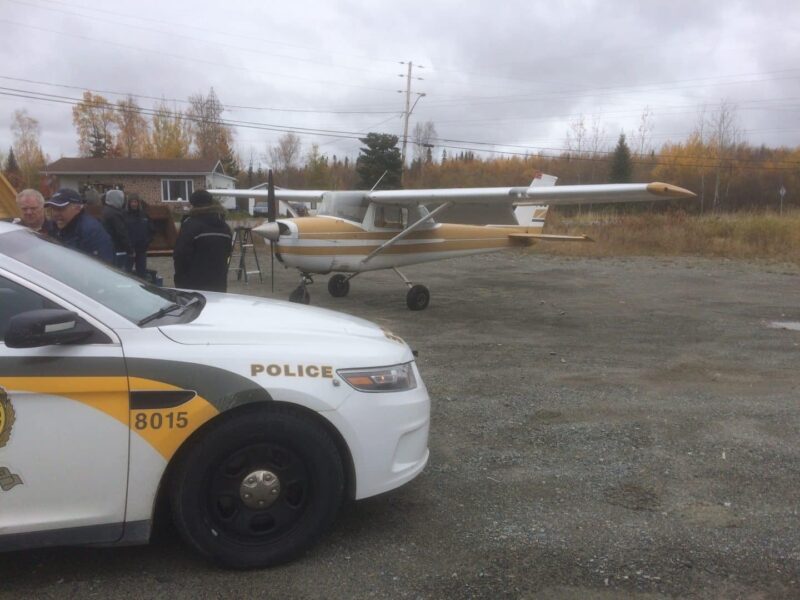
3, 251, 800, 599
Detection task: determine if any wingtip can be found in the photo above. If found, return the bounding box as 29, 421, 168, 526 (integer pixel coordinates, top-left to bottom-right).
647, 182, 697, 199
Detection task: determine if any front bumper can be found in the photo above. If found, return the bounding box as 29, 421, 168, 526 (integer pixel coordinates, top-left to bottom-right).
324, 365, 430, 499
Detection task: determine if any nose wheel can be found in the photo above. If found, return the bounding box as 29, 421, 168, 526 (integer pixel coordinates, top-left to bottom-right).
289, 274, 313, 304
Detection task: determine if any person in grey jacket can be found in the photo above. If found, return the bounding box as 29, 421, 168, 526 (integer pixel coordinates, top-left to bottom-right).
102, 189, 133, 269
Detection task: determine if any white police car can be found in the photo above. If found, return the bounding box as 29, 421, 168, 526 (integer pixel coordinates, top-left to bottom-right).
0, 221, 429, 568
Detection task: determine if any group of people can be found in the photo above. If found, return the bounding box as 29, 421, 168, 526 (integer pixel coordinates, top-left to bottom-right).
14, 187, 152, 277
13, 187, 232, 293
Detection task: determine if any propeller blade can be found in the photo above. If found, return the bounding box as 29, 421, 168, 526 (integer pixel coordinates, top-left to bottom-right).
270, 240, 275, 293
267, 169, 276, 223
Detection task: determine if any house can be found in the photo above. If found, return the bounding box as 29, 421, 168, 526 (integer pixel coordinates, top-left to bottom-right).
43, 158, 238, 208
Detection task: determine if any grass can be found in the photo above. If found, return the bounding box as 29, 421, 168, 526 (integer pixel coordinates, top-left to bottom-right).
537, 210, 800, 264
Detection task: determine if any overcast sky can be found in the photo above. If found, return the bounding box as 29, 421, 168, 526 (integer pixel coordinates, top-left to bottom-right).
0, 0, 798, 169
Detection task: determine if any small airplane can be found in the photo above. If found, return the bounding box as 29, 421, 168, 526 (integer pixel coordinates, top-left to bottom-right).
210, 173, 695, 310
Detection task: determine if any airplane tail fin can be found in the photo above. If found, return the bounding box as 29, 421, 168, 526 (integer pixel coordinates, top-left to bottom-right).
514, 173, 557, 226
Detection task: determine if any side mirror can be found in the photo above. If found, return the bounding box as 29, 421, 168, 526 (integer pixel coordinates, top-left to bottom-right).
5, 309, 95, 348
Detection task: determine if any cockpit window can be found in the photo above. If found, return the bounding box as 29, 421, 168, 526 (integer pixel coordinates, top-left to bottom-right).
317, 192, 370, 223
374, 206, 406, 229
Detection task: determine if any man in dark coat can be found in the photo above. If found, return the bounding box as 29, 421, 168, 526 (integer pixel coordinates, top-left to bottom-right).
102, 189, 133, 270
173, 189, 232, 292
125, 192, 152, 279
45, 188, 113, 263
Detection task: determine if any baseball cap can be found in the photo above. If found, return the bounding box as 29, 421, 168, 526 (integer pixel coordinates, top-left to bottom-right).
45, 188, 84, 207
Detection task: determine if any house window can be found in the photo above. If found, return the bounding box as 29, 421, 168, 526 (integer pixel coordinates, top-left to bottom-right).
161, 179, 194, 202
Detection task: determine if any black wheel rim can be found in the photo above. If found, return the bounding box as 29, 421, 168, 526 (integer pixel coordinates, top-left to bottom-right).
206, 443, 310, 544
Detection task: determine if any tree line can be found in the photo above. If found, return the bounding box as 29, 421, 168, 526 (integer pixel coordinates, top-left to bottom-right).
2, 93, 798, 213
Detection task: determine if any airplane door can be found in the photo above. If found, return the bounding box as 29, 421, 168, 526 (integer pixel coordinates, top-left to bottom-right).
0, 274, 129, 546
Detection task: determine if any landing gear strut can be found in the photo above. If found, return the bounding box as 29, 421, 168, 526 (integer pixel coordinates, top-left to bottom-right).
394, 268, 430, 311
289, 273, 313, 304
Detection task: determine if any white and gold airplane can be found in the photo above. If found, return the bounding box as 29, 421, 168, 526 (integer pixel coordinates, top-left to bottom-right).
210, 173, 694, 310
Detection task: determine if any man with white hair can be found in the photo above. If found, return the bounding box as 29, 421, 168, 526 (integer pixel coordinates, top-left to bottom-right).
13, 189, 55, 236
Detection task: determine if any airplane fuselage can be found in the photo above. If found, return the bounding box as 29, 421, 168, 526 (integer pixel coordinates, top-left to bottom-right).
274, 216, 539, 274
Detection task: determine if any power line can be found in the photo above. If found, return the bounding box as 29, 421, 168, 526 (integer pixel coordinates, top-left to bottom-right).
0, 75, 400, 115
7, 0, 396, 78
0, 19, 401, 96
2, 86, 798, 172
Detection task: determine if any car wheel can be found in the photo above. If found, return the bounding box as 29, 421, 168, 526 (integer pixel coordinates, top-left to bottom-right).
327, 274, 350, 298
169, 406, 344, 569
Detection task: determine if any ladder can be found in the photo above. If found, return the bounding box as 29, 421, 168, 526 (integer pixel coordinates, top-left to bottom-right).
228, 226, 263, 283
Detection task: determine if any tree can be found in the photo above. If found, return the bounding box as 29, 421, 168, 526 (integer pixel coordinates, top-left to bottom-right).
72, 92, 117, 157
305, 143, 329, 188
3, 146, 21, 189
11, 110, 47, 189
187, 87, 235, 161
356, 133, 402, 190
608, 133, 632, 183
268, 133, 302, 186
707, 100, 741, 212
412, 121, 437, 164
115, 95, 148, 158
148, 100, 191, 158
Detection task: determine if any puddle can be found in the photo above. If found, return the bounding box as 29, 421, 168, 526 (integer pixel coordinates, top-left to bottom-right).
769, 321, 800, 331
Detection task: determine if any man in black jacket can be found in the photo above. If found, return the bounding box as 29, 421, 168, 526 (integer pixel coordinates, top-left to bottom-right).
102, 189, 133, 269
173, 189, 232, 292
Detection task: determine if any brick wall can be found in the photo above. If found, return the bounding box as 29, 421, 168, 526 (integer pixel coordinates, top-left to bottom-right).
55, 174, 207, 205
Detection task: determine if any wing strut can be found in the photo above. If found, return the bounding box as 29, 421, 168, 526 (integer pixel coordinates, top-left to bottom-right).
362, 201, 453, 264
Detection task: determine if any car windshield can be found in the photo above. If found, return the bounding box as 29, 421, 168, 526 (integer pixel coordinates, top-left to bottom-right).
0, 229, 180, 324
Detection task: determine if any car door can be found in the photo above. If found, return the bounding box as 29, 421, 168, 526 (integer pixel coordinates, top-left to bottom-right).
0, 272, 129, 548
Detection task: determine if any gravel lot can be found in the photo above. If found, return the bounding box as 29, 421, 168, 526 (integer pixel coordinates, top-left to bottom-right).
3, 251, 800, 599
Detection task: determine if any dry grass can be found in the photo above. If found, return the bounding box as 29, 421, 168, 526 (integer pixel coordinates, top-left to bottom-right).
537, 210, 800, 264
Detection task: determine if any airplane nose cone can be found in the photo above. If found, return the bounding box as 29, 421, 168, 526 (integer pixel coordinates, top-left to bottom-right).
253, 221, 281, 241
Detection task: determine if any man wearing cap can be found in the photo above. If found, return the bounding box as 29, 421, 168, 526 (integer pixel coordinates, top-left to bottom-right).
13, 189, 56, 236
46, 188, 114, 264
173, 189, 232, 292
102, 189, 133, 269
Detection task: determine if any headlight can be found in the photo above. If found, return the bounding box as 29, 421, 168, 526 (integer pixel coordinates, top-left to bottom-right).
337, 362, 417, 393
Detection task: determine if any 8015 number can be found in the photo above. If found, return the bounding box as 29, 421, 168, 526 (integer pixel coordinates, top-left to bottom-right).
134, 411, 189, 430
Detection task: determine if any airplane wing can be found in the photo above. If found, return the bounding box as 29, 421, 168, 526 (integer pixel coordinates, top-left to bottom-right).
369, 182, 694, 225
207, 188, 327, 202
518, 182, 695, 206
369, 182, 694, 207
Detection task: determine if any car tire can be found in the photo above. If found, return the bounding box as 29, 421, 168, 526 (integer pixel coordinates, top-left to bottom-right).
169, 406, 344, 569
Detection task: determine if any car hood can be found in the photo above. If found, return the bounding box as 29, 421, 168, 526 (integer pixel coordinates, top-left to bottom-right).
158, 292, 407, 352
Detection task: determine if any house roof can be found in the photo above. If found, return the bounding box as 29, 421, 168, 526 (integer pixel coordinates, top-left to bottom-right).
44, 157, 229, 177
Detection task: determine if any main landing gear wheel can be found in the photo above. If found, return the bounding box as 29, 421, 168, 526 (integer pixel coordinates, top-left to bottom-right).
169, 407, 344, 569
327, 274, 350, 298
289, 286, 310, 304
406, 284, 430, 311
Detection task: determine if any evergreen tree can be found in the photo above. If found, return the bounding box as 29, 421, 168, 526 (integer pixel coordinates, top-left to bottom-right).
609, 133, 632, 183
4, 146, 19, 175
355, 133, 402, 189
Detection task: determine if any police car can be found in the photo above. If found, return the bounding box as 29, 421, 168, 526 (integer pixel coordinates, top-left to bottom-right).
0, 221, 429, 568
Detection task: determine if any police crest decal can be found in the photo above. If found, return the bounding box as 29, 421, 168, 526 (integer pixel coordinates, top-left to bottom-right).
0, 386, 14, 448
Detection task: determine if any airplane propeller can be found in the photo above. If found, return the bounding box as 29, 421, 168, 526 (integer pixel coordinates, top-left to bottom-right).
251, 170, 282, 292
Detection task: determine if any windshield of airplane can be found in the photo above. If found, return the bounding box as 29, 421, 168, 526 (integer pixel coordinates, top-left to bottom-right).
317, 191, 370, 222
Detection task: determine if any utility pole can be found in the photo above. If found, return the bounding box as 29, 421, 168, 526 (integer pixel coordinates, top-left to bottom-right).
399, 61, 425, 167
401, 61, 413, 166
